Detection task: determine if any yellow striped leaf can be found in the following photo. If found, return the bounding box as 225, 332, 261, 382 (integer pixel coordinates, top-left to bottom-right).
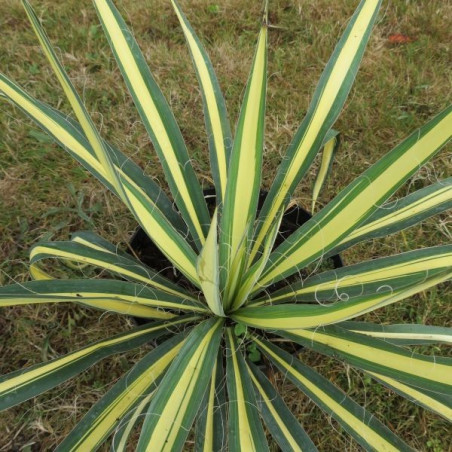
137, 318, 223, 451
250, 0, 382, 262
93, 0, 210, 249
219, 12, 268, 305
0, 317, 194, 411
312, 129, 340, 213
259, 106, 452, 286
194, 352, 227, 452
170, 0, 232, 203
366, 371, 452, 421
280, 325, 452, 394
57, 335, 186, 451
254, 337, 412, 451
252, 245, 452, 305
226, 328, 269, 452
233, 269, 452, 329
247, 361, 316, 451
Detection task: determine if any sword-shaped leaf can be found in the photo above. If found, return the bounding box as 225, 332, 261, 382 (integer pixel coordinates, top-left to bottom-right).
0, 279, 207, 315
329, 177, 452, 256
234, 270, 452, 329
93, 0, 210, 250
0, 75, 187, 236
311, 129, 340, 214
338, 322, 452, 345
110, 392, 154, 452
197, 209, 224, 316
0, 75, 199, 285
247, 361, 317, 452
225, 328, 269, 452
137, 318, 223, 451
251, 245, 452, 305
194, 352, 227, 452
254, 337, 412, 451
250, 0, 382, 261
219, 9, 268, 306
170, 0, 232, 204
232, 208, 284, 311
21, 0, 128, 209
56, 334, 186, 451
259, 106, 452, 286
0, 317, 194, 411
366, 371, 452, 421
30, 239, 196, 300
280, 325, 452, 394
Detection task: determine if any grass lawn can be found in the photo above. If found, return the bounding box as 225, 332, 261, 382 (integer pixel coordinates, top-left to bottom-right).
0, 0, 450, 450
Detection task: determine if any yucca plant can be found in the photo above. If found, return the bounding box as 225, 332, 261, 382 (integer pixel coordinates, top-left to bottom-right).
1, 0, 451, 450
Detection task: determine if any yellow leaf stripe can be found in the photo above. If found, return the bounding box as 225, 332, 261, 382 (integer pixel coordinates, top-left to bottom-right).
197, 209, 224, 316
112, 391, 155, 452
225, 26, 267, 260
140, 320, 222, 450
30, 243, 198, 302
246, 364, 303, 452
226, 329, 263, 452
347, 327, 452, 344
312, 134, 338, 213
22, 0, 125, 204
264, 248, 452, 304
1, 287, 204, 314
200, 360, 219, 452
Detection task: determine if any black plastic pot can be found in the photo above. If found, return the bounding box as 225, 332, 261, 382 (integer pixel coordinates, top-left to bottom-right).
129, 189, 343, 325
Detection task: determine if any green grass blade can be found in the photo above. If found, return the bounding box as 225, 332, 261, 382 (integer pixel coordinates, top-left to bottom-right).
259, 106, 452, 287
56, 334, 186, 451
250, 0, 382, 261
170, 0, 232, 204
137, 318, 223, 451
93, 0, 210, 250
0, 317, 193, 411
281, 325, 452, 394
247, 361, 317, 452
219, 13, 268, 305
254, 337, 413, 451
225, 328, 269, 452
